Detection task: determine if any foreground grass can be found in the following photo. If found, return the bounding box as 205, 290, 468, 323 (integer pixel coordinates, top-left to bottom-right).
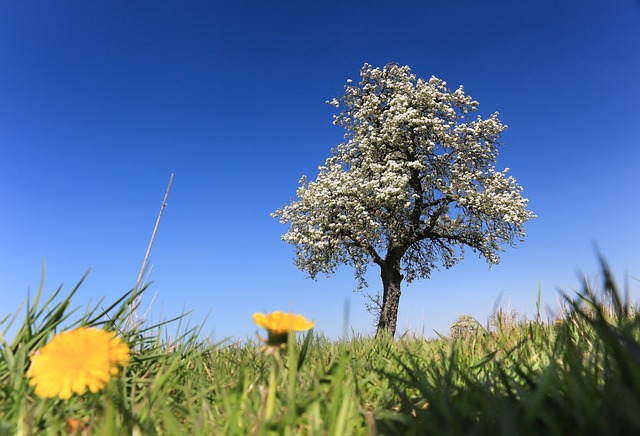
1, 261, 640, 435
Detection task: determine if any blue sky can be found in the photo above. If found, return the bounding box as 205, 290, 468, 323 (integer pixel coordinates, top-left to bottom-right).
2, 1, 639, 342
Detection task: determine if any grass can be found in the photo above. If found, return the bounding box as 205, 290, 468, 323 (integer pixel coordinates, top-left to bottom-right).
1, 258, 639, 435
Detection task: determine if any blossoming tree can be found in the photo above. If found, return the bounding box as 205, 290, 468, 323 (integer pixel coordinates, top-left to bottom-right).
273, 63, 535, 336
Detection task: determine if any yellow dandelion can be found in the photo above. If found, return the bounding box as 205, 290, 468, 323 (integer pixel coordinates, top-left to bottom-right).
253, 311, 314, 347
27, 327, 130, 399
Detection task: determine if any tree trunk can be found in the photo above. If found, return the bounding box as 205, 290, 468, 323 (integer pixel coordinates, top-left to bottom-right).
376, 260, 404, 337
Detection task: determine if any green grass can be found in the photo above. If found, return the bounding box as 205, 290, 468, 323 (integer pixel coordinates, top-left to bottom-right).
1, 259, 640, 435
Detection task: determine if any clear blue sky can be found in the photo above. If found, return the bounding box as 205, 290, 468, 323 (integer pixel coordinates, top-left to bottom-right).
2, 1, 639, 342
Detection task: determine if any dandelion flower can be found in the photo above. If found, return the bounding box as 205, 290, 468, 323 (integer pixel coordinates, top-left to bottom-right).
27, 327, 130, 399
253, 311, 314, 347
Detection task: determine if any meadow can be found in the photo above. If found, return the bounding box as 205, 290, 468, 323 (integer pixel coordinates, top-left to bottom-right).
1, 259, 639, 435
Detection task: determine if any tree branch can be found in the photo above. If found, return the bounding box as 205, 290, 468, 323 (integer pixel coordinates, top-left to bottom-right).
411, 197, 453, 245
342, 230, 384, 266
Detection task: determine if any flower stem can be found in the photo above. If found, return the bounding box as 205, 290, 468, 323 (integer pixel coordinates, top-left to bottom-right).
265, 367, 277, 421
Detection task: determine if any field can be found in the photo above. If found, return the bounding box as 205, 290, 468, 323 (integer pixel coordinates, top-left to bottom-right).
2, 261, 640, 435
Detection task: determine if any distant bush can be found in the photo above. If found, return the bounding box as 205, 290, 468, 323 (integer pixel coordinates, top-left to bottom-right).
449, 314, 482, 340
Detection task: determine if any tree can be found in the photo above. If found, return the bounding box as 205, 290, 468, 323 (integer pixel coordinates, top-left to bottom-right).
272, 63, 535, 337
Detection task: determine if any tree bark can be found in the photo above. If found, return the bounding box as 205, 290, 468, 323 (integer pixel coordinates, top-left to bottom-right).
376, 260, 404, 337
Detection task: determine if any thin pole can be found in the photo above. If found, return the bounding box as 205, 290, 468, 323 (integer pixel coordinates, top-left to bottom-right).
128, 173, 174, 328
136, 173, 174, 287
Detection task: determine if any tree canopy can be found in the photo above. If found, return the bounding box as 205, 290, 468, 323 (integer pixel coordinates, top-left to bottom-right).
273, 63, 535, 335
